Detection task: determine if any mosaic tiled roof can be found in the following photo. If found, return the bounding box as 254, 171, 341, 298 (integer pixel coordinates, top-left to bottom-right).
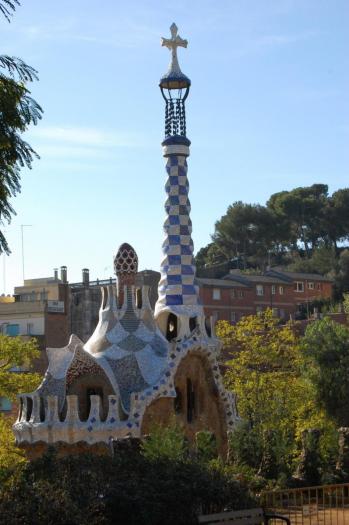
84, 285, 169, 414
114, 243, 138, 275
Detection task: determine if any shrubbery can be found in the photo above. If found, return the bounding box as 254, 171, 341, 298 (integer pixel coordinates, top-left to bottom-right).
0, 427, 256, 525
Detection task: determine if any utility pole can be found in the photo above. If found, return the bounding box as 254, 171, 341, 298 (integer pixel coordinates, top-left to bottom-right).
2, 254, 5, 294
1, 229, 7, 294
21, 224, 32, 282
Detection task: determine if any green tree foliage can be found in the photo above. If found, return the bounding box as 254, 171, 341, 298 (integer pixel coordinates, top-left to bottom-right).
343, 293, 349, 314
335, 249, 349, 297
0, 0, 19, 22
0, 0, 43, 254
196, 184, 349, 279
267, 184, 329, 256
211, 202, 279, 271
0, 334, 41, 400
0, 444, 256, 525
217, 311, 336, 485
301, 318, 349, 427
142, 421, 188, 461
0, 335, 41, 474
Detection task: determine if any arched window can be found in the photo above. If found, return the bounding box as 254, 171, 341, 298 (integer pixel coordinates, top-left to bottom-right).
166, 313, 178, 341
186, 378, 195, 423
85, 387, 103, 420
205, 317, 212, 337
136, 288, 142, 309
189, 316, 197, 332
174, 387, 182, 414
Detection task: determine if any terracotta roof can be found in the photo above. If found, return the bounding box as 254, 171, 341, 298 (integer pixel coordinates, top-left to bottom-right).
197, 277, 249, 288
268, 268, 334, 282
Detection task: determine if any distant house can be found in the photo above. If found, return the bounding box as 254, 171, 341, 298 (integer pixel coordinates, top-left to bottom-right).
198, 268, 333, 324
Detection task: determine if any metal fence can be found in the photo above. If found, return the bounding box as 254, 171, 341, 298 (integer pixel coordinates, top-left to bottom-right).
262, 483, 349, 524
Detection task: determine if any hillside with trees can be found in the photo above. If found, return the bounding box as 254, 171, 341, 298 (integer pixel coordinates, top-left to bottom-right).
196, 184, 349, 290
195, 184, 349, 299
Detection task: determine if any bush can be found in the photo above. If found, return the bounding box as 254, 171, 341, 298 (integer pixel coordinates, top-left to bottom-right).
0, 442, 256, 525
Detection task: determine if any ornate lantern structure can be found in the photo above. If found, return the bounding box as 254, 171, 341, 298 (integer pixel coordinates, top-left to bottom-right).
159, 23, 190, 138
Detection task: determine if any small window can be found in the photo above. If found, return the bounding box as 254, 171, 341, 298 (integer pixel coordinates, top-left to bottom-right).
271, 285, 276, 295
317, 283, 321, 291
279, 286, 284, 295
6, 324, 20, 336
212, 311, 218, 323
272, 308, 278, 317
256, 285, 264, 296
27, 323, 33, 335
212, 288, 221, 300
239, 290, 244, 298
256, 306, 263, 315
231, 311, 237, 323
295, 281, 304, 292
136, 288, 142, 308
0, 397, 12, 412
307, 282, 314, 290
186, 379, 195, 423
204, 317, 212, 337
174, 388, 182, 414
166, 313, 178, 341
230, 289, 236, 299
189, 316, 197, 332
86, 387, 103, 419
279, 309, 285, 319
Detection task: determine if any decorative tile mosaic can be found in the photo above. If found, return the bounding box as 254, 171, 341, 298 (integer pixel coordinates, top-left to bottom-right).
155, 151, 203, 318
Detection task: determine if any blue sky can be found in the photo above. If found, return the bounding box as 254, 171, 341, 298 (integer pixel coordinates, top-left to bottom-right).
1, 0, 348, 293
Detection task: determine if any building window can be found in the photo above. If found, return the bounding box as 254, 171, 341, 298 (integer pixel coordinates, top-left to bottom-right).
231, 311, 237, 323
6, 324, 20, 336
239, 290, 244, 298
166, 313, 178, 341
212, 311, 218, 323
317, 283, 321, 291
230, 289, 236, 299
307, 282, 314, 290
256, 306, 263, 315
0, 397, 12, 412
294, 281, 304, 292
174, 388, 182, 414
279, 286, 284, 295
186, 378, 195, 423
27, 323, 33, 335
256, 285, 264, 296
279, 309, 285, 319
271, 285, 276, 295
272, 308, 278, 317
212, 288, 221, 300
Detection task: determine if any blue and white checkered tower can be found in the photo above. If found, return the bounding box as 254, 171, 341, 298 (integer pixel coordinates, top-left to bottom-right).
155, 23, 204, 338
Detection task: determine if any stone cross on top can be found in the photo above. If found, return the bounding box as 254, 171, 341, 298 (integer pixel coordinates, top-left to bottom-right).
161, 23, 188, 77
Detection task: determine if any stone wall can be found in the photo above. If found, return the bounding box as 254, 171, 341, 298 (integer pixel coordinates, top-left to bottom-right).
142, 351, 228, 456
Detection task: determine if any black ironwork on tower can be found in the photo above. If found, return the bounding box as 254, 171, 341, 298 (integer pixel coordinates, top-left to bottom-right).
159, 23, 191, 138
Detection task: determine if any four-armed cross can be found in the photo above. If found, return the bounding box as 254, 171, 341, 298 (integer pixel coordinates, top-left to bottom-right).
161, 23, 187, 73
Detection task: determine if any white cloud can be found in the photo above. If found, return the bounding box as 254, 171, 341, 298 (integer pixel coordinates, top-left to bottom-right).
29, 126, 143, 148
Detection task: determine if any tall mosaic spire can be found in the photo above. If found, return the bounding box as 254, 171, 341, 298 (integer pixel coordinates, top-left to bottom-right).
155, 24, 203, 327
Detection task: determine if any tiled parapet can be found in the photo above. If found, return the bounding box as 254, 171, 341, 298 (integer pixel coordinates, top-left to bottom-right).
13, 393, 139, 445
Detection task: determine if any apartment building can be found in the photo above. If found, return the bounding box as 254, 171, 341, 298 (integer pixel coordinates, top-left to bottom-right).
198, 268, 333, 324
